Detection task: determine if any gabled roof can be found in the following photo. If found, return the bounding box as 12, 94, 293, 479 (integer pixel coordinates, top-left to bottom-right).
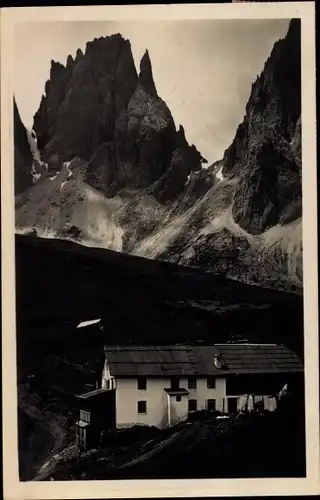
104, 344, 303, 377
214, 343, 303, 374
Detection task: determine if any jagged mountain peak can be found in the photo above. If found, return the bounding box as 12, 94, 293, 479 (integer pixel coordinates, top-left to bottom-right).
49, 59, 66, 75
66, 55, 74, 67
220, 18, 301, 237
75, 48, 84, 60
138, 49, 157, 96
176, 124, 187, 145
84, 33, 129, 55
16, 22, 302, 292
31, 33, 203, 200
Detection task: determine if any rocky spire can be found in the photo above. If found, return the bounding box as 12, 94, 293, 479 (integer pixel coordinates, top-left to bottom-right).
287, 18, 301, 40
138, 50, 157, 96
75, 48, 84, 60
49, 60, 66, 80
66, 54, 74, 67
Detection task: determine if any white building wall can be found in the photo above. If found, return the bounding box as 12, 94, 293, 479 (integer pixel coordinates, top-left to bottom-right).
115, 376, 228, 428
102, 367, 278, 430
167, 394, 189, 427
115, 378, 171, 429
179, 377, 227, 413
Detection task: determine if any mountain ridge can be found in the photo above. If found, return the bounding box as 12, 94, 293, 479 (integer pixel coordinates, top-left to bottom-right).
14, 20, 302, 292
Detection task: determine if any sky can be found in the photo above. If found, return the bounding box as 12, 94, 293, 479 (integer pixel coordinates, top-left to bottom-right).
14, 19, 290, 164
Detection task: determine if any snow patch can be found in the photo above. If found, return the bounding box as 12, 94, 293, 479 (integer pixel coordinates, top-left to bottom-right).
27, 129, 46, 167
185, 173, 192, 186
49, 175, 58, 181
216, 166, 225, 182
63, 161, 73, 178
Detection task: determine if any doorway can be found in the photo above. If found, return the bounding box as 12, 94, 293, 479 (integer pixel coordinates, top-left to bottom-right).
227, 397, 238, 413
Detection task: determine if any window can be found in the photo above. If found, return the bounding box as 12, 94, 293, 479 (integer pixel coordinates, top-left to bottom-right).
137, 400, 147, 414
80, 410, 91, 423
107, 379, 110, 390
207, 399, 216, 411
176, 395, 182, 402
207, 377, 216, 389
170, 378, 180, 389
188, 377, 197, 389
137, 377, 147, 390
188, 399, 197, 412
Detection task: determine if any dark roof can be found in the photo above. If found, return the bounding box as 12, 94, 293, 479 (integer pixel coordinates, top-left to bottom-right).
214, 343, 304, 374
104, 344, 303, 377
164, 388, 189, 396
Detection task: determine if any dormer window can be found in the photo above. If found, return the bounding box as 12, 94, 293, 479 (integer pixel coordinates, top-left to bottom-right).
214, 354, 222, 369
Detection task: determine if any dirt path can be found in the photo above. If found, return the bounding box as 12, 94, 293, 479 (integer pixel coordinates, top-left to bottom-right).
33, 443, 78, 481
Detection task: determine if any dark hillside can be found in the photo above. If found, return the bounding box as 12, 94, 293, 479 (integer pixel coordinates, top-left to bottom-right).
34, 393, 306, 480
15, 234, 304, 379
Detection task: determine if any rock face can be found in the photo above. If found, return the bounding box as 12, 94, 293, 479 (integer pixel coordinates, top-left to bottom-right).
33, 35, 205, 201
223, 19, 301, 235
34, 36, 138, 163
15, 21, 302, 292
151, 19, 302, 291
14, 98, 34, 195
